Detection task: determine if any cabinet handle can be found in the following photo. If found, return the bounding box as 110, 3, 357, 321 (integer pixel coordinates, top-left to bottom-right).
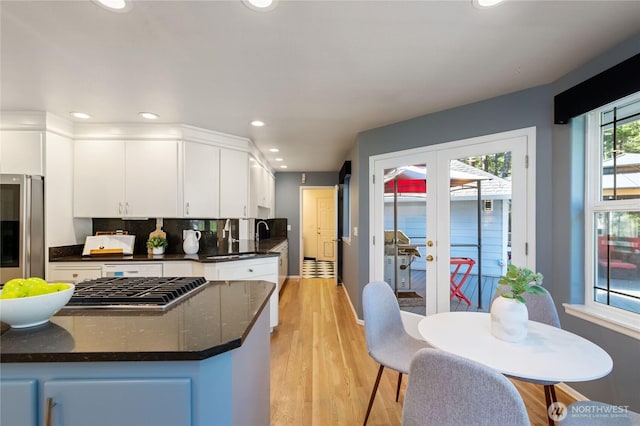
45, 397, 55, 426
118, 202, 123, 215
248, 268, 254, 273
186, 202, 190, 215
125, 202, 130, 215
72, 273, 78, 278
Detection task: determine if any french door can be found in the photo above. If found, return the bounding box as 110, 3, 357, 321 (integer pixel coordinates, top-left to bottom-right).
370, 128, 536, 315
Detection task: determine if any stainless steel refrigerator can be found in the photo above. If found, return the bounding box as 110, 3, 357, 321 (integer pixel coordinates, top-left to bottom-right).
0, 174, 45, 283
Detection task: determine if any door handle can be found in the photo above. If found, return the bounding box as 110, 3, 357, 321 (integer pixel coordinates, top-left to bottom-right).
426, 255, 434, 262
45, 397, 55, 426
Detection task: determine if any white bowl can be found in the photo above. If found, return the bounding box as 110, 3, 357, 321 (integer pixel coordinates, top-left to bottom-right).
0, 284, 74, 328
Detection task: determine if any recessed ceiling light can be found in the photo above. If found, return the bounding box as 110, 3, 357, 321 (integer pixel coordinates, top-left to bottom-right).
93, 0, 132, 12
275, 158, 284, 162
242, 0, 278, 12
250, 120, 265, 127
70, 112, 91, 119
139, 112, 159, 120
279, 165, 288, 169
472, 0, 505, 8
269, 148, 280, 153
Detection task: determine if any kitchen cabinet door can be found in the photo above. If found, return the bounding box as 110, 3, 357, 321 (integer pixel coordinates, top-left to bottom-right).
249, 160, 272, 218
0, 130, 43, 175
183, 142, 220, 217
0, 379, 37, 426
74, 140, 179, 218
74, 140, 126, 217
266, 169, 275, 218
125, 140, 179, 218
219, 149, 248, 218
43, 378, 191, 426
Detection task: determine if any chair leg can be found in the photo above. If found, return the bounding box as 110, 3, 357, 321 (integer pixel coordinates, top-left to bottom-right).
544, 384, 558, 426
363, 364, 384, 426
396, 372, 403, 402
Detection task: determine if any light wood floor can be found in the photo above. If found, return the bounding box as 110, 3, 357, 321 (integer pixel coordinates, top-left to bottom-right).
271, 278, 576, 426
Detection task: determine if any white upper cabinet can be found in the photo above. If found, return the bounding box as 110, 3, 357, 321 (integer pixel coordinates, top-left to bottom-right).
183, 142, 220, 218
74, 140, 126, 217
219, 149, 248, 218
249, 159, 275, 218
0, 130, 43, 175
125, 140, 179, 217
74, 140, 179, 218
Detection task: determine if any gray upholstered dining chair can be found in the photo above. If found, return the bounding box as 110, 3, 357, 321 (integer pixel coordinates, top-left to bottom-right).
402, 348, 531, 426
362, 281, 430, 426
492, 284, 561, 414
559, 401, 640, 426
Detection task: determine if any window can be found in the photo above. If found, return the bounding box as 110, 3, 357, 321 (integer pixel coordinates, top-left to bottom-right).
585, 93, 640, 317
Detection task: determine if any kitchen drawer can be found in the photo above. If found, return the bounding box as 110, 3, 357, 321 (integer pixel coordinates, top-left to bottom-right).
48, 264, 102, 282
214, 259, 277, 281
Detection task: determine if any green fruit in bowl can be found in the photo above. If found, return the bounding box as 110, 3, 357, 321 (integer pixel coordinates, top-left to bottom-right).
2, 278, 27, 296
1, 278, 71, 299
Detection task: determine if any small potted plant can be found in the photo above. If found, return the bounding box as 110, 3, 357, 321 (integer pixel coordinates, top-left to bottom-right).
146, 236, 168, 255
491, 264, 545, 342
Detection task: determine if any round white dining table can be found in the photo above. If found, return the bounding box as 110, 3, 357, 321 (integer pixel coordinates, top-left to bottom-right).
418, 312, 613, 383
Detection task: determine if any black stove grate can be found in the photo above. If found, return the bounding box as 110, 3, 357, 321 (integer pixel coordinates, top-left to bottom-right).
66, 276, 208, 309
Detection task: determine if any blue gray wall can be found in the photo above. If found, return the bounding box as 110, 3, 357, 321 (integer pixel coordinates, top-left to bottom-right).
339, 32, 640, 410
346, 85, 554, 317
274, 171, 339, 275
550, 33, 640, 410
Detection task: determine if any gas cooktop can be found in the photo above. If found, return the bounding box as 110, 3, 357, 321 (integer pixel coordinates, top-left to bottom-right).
64, 276, 208, 310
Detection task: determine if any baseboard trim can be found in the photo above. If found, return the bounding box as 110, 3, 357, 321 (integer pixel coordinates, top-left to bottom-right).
339, 283, 363, 325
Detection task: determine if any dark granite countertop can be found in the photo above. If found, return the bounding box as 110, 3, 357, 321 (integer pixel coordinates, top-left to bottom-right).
49, 238, 287, 263
0, 280, 275, 363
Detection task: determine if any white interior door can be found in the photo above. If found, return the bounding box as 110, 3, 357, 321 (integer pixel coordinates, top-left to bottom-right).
316, 195, 336, 262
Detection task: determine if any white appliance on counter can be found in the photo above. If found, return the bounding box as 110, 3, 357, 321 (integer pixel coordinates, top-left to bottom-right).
101, 263, 163, 278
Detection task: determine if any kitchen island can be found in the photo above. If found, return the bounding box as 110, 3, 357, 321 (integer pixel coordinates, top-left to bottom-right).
0, 279, 274, 426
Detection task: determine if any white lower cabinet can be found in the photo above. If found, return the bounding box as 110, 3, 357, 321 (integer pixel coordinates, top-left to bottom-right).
48, 263, 102, 282
270, 241, 288, 292
196, 257, 278, 329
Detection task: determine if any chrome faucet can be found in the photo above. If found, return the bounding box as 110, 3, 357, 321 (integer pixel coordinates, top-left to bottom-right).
256, 220, 270, 242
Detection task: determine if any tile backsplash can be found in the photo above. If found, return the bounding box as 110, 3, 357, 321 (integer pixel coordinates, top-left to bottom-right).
91, 218, 287, 255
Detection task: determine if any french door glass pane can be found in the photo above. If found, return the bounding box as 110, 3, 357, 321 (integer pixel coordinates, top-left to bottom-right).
383, 164, 427, 313
450, 154, 512, 312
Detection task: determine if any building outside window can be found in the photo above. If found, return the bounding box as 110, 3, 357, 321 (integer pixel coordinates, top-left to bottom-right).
585, 92, 640, 316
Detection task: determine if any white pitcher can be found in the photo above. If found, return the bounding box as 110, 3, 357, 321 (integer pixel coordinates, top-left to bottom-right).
183, 229, 201, 255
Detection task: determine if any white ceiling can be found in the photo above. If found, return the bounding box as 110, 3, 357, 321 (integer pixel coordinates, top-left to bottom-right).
2, 1, 640, 172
